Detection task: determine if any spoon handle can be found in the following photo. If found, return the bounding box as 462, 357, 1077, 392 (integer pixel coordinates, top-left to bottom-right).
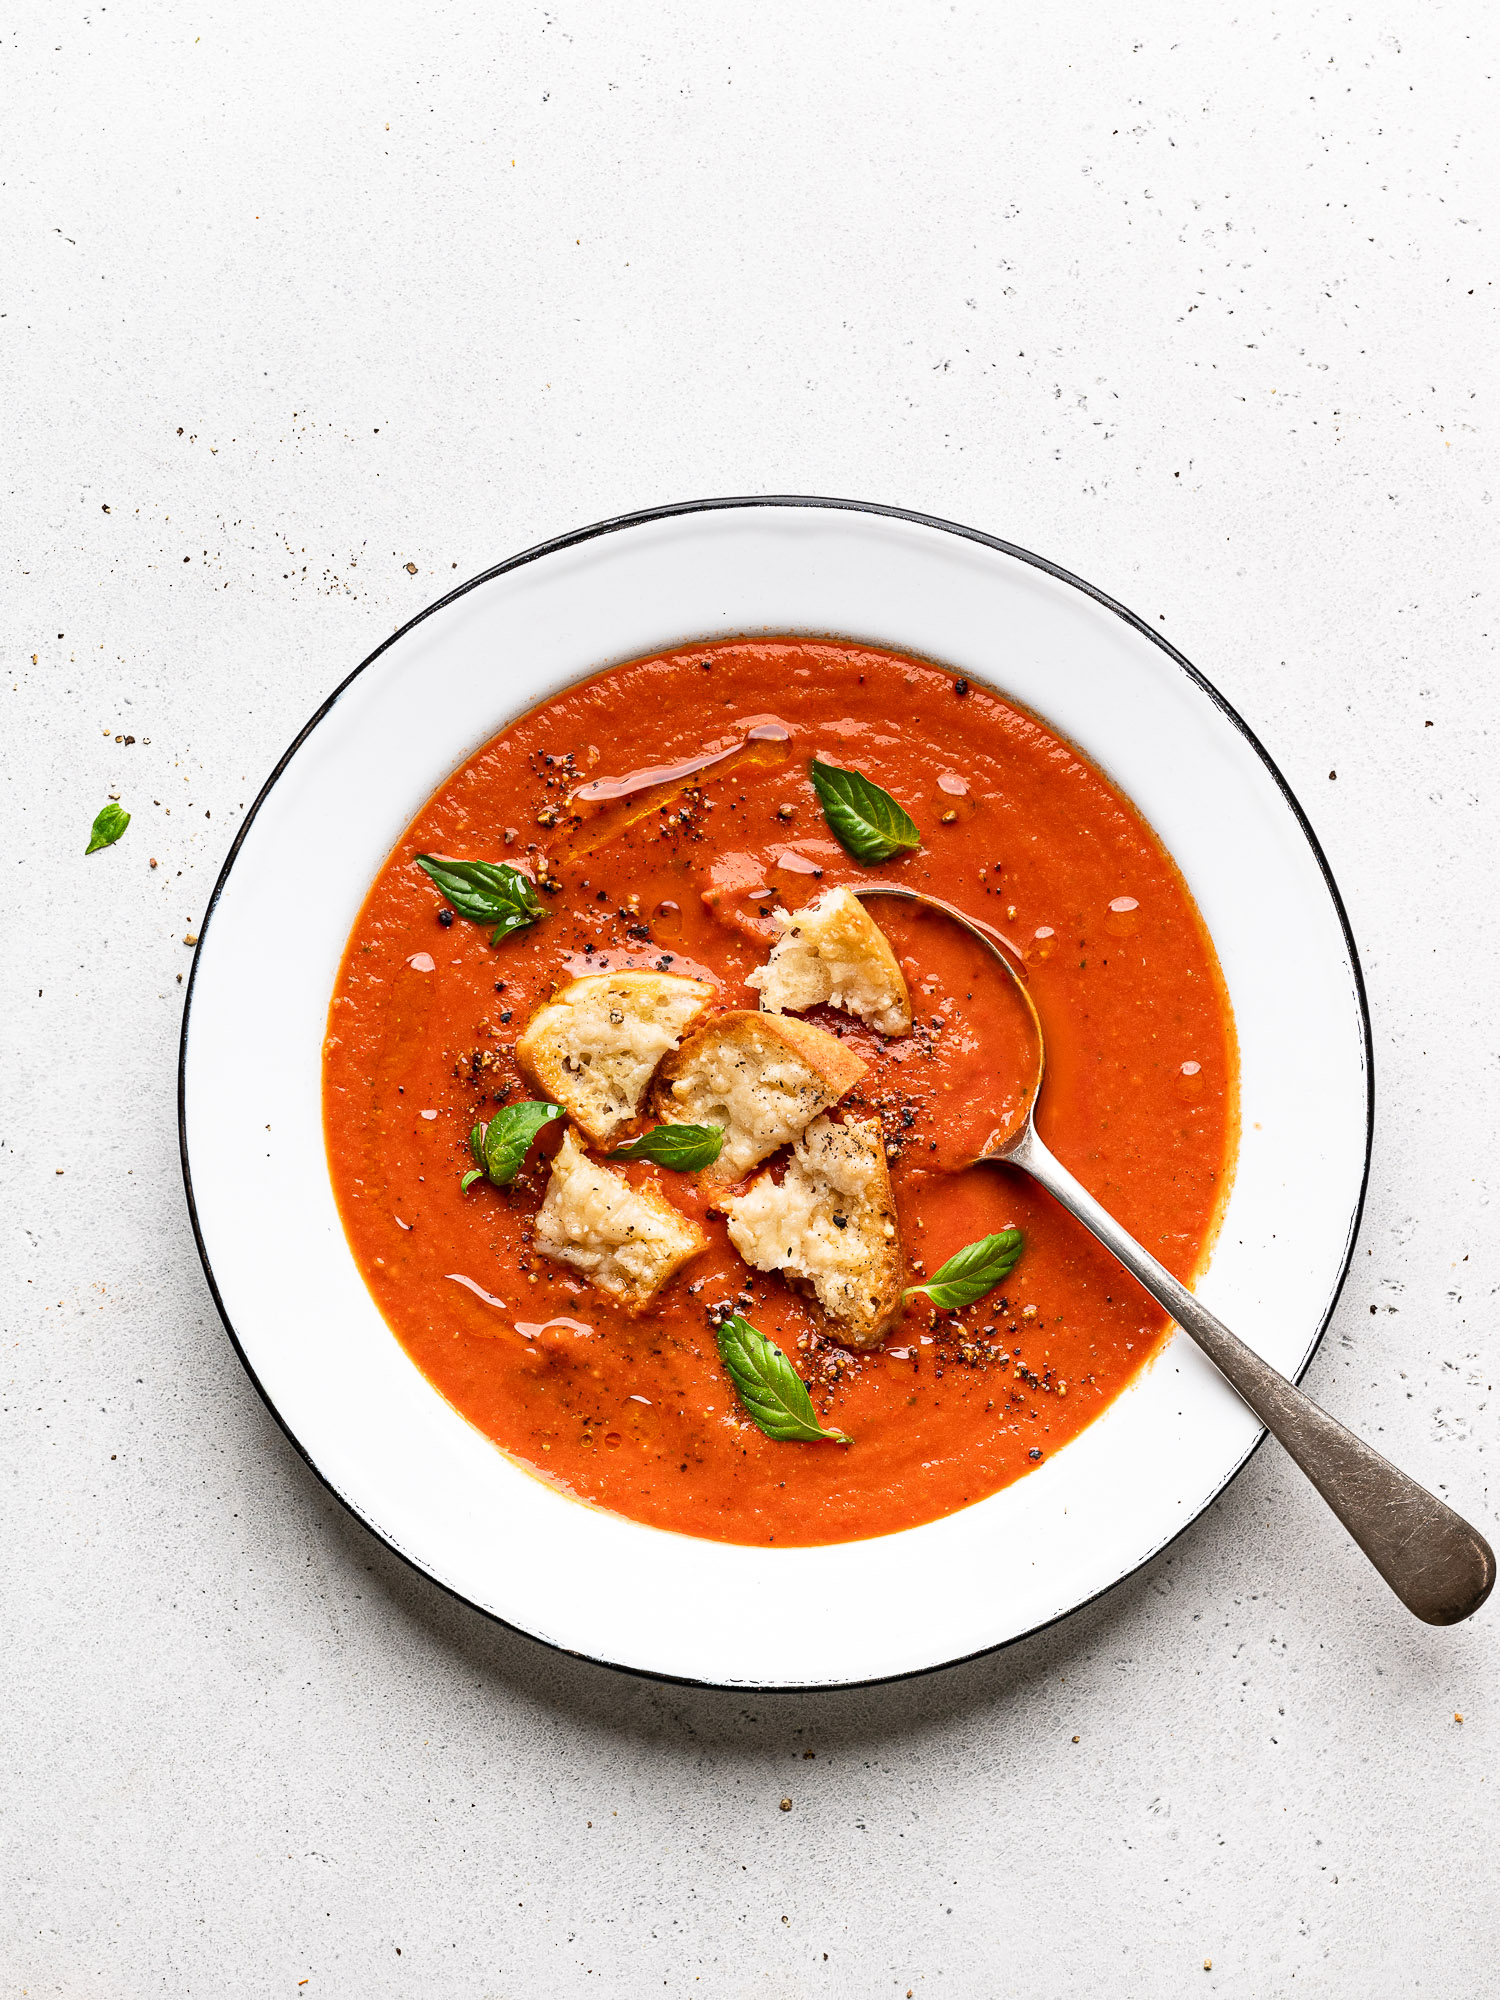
1007, 1127, 1495, 1625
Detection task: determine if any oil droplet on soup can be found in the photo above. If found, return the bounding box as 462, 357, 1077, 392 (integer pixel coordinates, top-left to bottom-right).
1175, 1060, 1205, 1102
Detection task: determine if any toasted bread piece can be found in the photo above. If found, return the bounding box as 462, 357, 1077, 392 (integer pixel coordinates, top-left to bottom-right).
651, 1011, 866, 1183
515, 970, 714, 1143
723, 1115, 903, 1348
747, 885, 912, 1035
534, 1128, 706, 1306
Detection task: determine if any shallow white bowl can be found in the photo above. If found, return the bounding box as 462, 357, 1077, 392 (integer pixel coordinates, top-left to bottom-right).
179, 498, 1371, 1688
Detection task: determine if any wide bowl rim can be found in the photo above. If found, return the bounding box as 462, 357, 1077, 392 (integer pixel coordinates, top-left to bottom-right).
177, 493, 1374, 1691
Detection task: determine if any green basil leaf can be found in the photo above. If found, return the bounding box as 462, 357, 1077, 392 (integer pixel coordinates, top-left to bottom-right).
85, 802, 131, 854
414, 854, 544, 943
469, 1123, 488, 1169
808, 760, 920, 865
715, 1314, 851, 1444
479, 1100, 563, 1185
904, 1228, 1025, 1312
609, 1123, 725, 1171
460, 1168, 484, 1192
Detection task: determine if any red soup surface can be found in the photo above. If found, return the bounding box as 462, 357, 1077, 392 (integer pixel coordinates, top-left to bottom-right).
324, 639, 1238, 1547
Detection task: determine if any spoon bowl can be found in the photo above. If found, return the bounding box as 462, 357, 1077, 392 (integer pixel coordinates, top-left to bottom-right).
852, 883, 1045, 1159
854, 882, 1495, 1627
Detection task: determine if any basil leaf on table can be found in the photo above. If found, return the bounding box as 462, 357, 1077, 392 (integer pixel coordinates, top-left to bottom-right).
808, 760, 920, 865
414, 854, 544, 943
609, 1123, 725, 1171
462, 1101, 563, 1188
85, 802, 130, 854
904, 1229, 1025, 1311
715, 1314, 851, 1444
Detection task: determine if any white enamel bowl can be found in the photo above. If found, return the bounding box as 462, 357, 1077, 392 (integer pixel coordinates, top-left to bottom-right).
179, 498, 1371, 1688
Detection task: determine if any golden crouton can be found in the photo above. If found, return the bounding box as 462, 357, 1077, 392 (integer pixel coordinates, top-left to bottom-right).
515, 970, 714, 1143
534, 1128, 706, 1306
747, 885, 912, 1035
723, 1116, 904, 1348
651, 1011, 866, 1184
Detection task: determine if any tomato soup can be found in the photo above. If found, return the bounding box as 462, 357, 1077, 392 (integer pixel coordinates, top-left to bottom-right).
323, 640, 1237, 1546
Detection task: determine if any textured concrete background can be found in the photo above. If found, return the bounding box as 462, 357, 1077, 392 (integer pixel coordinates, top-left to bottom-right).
4, 1, 1496, 1993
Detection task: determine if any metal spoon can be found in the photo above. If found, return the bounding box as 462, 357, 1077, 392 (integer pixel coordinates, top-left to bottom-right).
855, 883, 1495, 1626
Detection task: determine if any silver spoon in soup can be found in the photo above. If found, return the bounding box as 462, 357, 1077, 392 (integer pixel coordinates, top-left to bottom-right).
855, 883, 1494, 1627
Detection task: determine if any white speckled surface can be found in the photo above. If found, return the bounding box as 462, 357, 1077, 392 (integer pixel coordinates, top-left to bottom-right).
4, 2, 1495, 1992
